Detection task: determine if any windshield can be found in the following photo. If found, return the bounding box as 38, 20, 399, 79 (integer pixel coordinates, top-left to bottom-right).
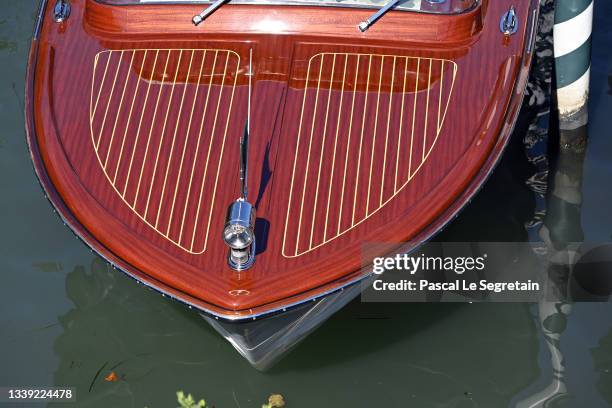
96, 0, 479, 13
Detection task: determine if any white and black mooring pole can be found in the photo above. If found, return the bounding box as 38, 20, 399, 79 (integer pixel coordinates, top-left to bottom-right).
554, 0, 593, 129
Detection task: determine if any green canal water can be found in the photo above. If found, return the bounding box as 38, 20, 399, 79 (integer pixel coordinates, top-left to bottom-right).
1, 1, 611, 407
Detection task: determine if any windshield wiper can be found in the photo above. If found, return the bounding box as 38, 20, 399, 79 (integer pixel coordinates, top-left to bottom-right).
192, 0, 230, 26
358, 0, 402, 32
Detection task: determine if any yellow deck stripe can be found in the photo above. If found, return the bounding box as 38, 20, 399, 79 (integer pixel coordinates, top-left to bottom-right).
201, 52, 240, 251
150, 50, 191, 226
366, 55, 384, 215
132, 50, 174, 207
282, 53, 314, 257
122, 50, 160, 197
309, 53, 336, 249
177, 50, 213, 245
164, 50, 198, 235
294, 54, 325, 256
91, 51, 112, 122
408, 58, 419, 180
394, 56, 408, 193
422, 58, 432, 161
323, 54, 348, 241
190, 51, 231, 251
112, 50, 148, 183
337, 54, 360, 235
104, 50, 135, 169
143, 49, 192, 218
380, 56, 396, 205
96, 50, 124, 150
351, 54, 372, 225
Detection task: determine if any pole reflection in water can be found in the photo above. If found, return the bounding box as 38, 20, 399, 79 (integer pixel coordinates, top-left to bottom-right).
516, 121, 588, 407
517, 0, 612, 405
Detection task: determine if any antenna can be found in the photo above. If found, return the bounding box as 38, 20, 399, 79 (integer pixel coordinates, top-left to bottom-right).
223, 48, 256, 271
248, 48, 252, 132
240, 48, 253, 200
240, 125, 248, 200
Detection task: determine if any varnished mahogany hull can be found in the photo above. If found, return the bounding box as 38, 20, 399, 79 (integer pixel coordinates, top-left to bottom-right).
26, 0, 538, 320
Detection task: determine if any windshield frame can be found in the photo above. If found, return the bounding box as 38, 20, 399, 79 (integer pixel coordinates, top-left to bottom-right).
94, 0, 481, 14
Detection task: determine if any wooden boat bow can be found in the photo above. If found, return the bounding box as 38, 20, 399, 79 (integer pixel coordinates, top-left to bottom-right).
26, 0, 539, 320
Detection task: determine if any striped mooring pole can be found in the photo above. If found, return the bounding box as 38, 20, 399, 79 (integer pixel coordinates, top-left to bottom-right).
554, 0, 594, 128
544, 0, 593, 247
544, 0, 593, 249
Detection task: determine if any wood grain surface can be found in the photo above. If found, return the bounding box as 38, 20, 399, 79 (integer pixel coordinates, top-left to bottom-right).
25, 0, 538, 319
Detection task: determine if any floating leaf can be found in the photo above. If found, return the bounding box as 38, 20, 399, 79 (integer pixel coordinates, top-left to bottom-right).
177, 390, 206, 408
263, 394, 285, 408
104, 371, 118, 382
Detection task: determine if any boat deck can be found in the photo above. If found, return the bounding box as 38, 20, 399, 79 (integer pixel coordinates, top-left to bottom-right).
26, 0, 538, 319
